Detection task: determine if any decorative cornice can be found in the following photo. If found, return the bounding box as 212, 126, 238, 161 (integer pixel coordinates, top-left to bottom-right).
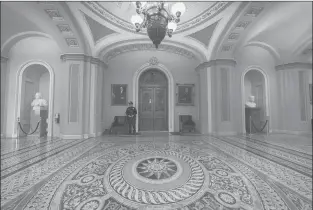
275, 62, 312, 71
1, 56, 9, 63
103, 43, 196, 62
83, 2, 232, 34
60, 54, 107, 69
195, 59, 237, 71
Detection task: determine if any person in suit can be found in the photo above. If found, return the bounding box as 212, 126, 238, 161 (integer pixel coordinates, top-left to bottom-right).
180, 87, 191, 103
126, 101, 137, 134
113, 86, 126, 105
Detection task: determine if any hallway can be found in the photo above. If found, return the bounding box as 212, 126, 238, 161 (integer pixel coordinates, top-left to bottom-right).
1, 134, 311, 210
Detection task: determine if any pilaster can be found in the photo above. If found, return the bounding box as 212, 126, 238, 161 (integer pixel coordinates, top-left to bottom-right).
60, 54, 107, 138
196, 59, 237, 135
1, 56, 9, 137
275, 62, 312, 133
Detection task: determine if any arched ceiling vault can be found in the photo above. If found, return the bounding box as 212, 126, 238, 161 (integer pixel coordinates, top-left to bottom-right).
64, 1, 242, 61
214, 1, 312, 64
1, 1, 90, 57
2, 2, 311, 65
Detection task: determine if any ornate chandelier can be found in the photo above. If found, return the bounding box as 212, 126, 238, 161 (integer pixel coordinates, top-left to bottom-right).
131, 2, 186, 48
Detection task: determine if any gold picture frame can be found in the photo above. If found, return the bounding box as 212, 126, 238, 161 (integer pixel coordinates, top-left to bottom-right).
176, 84, 195, 106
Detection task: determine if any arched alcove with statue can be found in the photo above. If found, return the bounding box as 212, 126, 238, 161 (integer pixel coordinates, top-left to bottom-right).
17, 63, 53, 138
243, 69, 268, 134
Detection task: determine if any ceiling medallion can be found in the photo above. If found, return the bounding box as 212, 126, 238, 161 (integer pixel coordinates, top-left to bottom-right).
131, 2, 186, 48
149, 56, 159, 65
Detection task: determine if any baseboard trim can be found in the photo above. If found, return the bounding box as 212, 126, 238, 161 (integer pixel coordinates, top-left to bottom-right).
89, 133, 96, 138
83, 134, 89, 139
212, 131, 238, 136
60, 134, 83, 140
272, 129, 312, 135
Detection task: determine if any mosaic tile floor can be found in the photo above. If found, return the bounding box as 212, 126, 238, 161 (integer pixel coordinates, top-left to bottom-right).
1, 134, 312, 210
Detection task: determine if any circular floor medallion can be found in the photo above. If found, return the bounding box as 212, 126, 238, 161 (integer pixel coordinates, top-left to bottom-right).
108, 150, 205, 205
133, 157, 182, 184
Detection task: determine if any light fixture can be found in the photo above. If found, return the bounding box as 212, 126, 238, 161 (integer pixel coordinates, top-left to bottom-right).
131, 1, 186, 48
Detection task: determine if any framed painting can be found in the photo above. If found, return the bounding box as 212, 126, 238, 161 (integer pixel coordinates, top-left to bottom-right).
111, 84, 127, 106
176, 84, 195, 106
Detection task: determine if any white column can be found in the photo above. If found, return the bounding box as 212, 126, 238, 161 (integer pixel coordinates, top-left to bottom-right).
1, 56, 9, 137
89, 63, 97, 137
195, 64, 212, 134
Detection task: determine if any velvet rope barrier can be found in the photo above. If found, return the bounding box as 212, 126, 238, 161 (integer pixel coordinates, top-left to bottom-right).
251, 119, 268, 133
18, 120, 41, 136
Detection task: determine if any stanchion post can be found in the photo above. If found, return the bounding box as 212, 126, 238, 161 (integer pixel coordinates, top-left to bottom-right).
266, 116, 269, 136
39, 117, 42, 139
249, 116, 252, 137
17, 117, 20, 139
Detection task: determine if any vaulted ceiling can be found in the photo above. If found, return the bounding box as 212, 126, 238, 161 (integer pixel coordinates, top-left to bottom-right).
1, 1, 312, 65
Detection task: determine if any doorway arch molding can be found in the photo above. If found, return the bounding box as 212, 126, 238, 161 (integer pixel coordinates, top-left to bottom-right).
241, 65, 271, 134
133, 62, 174, 132
14, 60, 55, 137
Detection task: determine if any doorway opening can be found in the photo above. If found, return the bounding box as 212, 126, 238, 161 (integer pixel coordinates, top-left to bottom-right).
138, 69, 168, 131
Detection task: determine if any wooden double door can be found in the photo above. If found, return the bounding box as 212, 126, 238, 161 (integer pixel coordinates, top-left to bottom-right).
139, 86, 168, 131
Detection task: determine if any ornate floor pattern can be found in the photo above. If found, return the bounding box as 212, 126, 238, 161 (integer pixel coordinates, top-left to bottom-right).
1, 134, 312, 210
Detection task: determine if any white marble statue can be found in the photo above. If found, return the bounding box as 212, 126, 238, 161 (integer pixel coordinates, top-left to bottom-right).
31, 92, 48, 110
245, 95, 257, 108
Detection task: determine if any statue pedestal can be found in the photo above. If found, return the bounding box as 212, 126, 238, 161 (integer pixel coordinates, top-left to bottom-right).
30, 107, 48, 137
245, 107, 261, 134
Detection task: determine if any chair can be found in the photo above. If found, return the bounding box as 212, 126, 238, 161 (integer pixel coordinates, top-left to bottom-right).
179, 115, 196, 133
110, 116, 128, 134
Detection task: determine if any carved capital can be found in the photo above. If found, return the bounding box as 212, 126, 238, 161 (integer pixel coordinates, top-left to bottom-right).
60, 54, 108, 69
89, 56, 108, 69
1, 56, 9, 63
275, 62, 312, 71
195, 59, 236, 72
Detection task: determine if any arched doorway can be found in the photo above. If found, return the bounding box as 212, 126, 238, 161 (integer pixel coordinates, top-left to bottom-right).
242, 68, 269, 134
16, 61, 54, 137
138, 69, 168, 131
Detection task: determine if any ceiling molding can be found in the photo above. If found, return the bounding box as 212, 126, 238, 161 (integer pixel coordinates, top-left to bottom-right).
82, 2, 232, 35
275, 62, 312, 71
60, 53, 107, 69
44, 9, 65, 21
56, 24, 74, 36
244, 6, 264, 17
65, 38, 79, 48
103, 43, 197, 63
195, 59, 237, 71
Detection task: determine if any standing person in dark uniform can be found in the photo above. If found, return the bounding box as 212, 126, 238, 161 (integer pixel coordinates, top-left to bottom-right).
126, 101, 137, 134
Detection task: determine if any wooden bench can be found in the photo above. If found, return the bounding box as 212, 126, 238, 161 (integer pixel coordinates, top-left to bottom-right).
110, 116, 128, 134
179, 115, 196, 133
